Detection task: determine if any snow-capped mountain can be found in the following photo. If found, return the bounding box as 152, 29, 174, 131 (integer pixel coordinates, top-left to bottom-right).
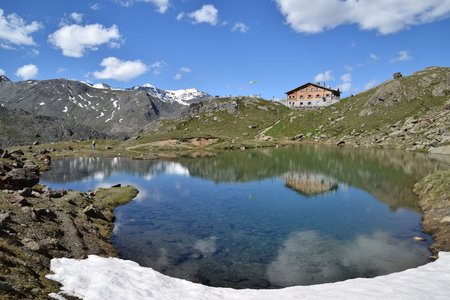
131, 84, 211, 106
0, 75, 11, 83
0, 78, 212, 143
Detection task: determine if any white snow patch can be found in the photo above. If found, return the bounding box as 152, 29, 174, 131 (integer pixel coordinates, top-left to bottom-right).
119, 118, 123, 123
39, 102, 45, 106
86, 92, 94, 98
47, 252, 450, 300
61, 84, 65, 88
57, 98, 62, 101
91, 83, 124, 91
112, 100, 118, 108
134, 84, 209, 106
62, 106, 68, 113
96, 112, 104, 119
93, 83, 110, 90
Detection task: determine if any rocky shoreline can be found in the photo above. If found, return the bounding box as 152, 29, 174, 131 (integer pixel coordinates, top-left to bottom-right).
0, 148, 138, 299
414, 170, 450, 256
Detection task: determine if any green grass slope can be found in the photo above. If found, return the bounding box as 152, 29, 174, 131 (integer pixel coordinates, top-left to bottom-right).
269, 66, 450, 151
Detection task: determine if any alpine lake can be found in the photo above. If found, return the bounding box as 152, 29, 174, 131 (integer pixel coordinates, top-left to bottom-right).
41, 144, 448, 289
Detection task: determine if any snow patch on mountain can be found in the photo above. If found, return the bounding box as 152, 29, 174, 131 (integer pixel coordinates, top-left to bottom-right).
133, 83, 210, 105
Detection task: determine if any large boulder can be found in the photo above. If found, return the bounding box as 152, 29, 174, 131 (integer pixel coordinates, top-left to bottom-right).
0, 168, 39, 190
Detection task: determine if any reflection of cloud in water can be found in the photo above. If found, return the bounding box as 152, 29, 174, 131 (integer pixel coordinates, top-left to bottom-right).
175, 182, 191, 197
164, 162, 190, 176
267, 231, 429, 286
156, 248, 170, 267
194, 236, 217, 256
93, 171, 105, 180
112, 222, 120, 235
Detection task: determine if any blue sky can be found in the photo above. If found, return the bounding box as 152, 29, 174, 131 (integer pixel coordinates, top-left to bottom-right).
1, 0, 450, 99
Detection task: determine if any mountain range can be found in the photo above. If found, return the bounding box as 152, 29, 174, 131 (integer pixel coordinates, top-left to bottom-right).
0, 75, 211, 146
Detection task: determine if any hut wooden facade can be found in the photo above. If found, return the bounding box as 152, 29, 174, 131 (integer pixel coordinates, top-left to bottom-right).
286, 83, 341, 109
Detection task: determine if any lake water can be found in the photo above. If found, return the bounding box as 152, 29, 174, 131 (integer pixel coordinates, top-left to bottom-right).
41, 145, 448, 289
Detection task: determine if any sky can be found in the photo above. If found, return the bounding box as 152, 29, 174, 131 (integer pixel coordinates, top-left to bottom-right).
1, 0, 450, 99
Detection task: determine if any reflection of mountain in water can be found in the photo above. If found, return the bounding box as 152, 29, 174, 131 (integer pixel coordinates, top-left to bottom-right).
42, 157, 189, 183
285, 172, 338, 196
43, 144, 448, 212
178, 145, 448, 211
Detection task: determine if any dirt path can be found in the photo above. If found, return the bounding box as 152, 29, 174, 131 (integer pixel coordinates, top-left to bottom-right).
255, 120, 280, 141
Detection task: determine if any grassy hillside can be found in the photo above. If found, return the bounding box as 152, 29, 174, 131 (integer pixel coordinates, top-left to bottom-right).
127, 66, 449, 154
268, 67, 449, 150
122, 97, 291, 152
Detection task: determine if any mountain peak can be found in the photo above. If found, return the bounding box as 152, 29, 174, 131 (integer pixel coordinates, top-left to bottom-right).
0, 75, 11, 83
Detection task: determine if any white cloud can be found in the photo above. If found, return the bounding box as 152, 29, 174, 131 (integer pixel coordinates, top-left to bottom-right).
56, 68, 67, 73
150, 60, 166, 75
0, 8, 42, 48
115, 0, 169, 13
189, 4, 219, 25
364, 79, 378, 90
314, 70, 333, 82
70, 12, 83, 23
391, 50, 412, 63
179, 67, 191, 73
275, 0, 450, 34
16, 64, 38, 80
27, 49, 40, 57
176, 12, 185, 21
48, 24, 121, 58
90, 4, 102, 10
369, 53, 379, 60
174, 67, 191, 80
340, 73, 351, 83
0, 68, 5, 76
144, 0, 169, 13
93, 57, 148, 81
232, 22, 249, 33
337, 73, 352, 92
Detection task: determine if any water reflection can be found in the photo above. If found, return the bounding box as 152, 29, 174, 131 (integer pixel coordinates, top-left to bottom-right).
267, 230, 429, 286
285, 172, 338, 196
40, 145, 449, 289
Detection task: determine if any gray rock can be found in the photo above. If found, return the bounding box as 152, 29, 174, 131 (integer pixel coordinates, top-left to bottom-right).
0, 212, 11, 228
46, 189, 66, 198
1, 168, 39, 190
84, 205, 105, 220
21, 238, 40, 251
23, 160, 40, 172
292, 134, 303, 141
1, 149, 10, 158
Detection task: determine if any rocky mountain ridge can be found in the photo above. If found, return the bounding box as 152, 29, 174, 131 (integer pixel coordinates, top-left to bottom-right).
0, 77, 211, 146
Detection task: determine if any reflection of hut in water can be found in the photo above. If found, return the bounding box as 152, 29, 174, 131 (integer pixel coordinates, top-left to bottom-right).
285, 172, 338, 196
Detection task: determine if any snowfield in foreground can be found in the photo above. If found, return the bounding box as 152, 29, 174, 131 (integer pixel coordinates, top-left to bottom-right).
47, 252, 450, 300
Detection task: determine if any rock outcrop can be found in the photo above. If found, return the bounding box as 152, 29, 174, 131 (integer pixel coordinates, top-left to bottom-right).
0, 150, 138, 299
